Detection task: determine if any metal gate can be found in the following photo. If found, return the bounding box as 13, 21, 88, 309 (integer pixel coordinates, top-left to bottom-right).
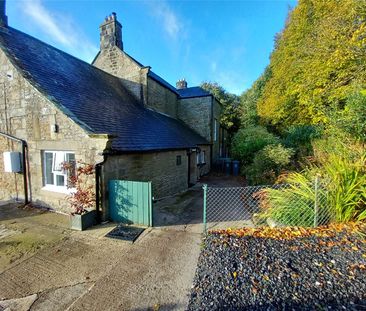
108, 180, 153, 227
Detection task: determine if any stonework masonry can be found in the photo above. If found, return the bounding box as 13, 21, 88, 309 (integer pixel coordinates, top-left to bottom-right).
99, 13, 123, 50
93, 47, 148, 105
212, 98, 222, 162
147, 77, 177, 117
177, 97, 212, 141
101, 150, 189, 219
0, 49, 109, 213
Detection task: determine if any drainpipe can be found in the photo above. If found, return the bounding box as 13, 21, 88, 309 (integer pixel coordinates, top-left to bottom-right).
0, 131, 29, 204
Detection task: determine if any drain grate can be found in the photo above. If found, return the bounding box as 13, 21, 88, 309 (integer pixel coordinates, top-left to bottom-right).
106, 225, 145, 242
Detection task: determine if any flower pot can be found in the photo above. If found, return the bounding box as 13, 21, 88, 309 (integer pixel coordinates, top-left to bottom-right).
70, 209, 97, 231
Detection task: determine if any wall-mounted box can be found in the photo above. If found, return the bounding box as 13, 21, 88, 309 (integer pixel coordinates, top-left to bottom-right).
3, 152, 22, 173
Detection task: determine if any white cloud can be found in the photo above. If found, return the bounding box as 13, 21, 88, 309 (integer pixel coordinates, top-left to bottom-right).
20, 0, 98, 62
150, 1, 183, 39
210, 64, 247, 95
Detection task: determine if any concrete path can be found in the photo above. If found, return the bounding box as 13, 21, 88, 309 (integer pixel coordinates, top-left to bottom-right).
0, 201, 202, 311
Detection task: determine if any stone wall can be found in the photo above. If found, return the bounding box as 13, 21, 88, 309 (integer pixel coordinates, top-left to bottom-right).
0, 136, 23, 201
188, 145, 210, 185
0, 49, 109, 213
212, 98, 222, 163
177, 96, 212, 141
101, 150, 188, 219
93, 47, 148, 105
198, 145, 211, 177
147, 77, 177, 118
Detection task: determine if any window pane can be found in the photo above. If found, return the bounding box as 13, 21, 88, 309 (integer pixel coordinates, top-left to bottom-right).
56, 175, 65, 186
53, 152, 65, 172
176, 155, 181, 166
45, 152, 54, 185
66, 153, 76, 187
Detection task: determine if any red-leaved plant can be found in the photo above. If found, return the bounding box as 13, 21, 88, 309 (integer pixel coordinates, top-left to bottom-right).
63, 160, 95, 215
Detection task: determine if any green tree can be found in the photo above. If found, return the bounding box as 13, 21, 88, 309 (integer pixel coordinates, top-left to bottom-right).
200, 81, 241, 136
240, 66, 271, 127
231, 125, 280, 165
257, 0, 366, 129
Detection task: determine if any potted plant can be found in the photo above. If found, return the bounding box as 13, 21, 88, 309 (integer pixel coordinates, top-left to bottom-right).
63, 161, 97, 231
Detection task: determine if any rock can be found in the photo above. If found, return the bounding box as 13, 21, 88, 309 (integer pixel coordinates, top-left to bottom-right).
0, 294, 38, 311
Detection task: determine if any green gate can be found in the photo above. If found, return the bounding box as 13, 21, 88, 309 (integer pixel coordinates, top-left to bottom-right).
108, 180, 153, 226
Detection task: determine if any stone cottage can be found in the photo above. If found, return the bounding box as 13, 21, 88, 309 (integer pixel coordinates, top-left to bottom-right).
0, 2, 227, 219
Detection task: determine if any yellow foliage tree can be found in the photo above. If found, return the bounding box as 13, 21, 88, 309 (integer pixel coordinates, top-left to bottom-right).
258, 0, 366, 129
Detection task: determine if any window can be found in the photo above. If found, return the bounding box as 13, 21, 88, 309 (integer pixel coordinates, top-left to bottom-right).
201, 151, 206, 164
176, 155, 182, 166
196, 151, 206, 165
43, 151, 76, 192
214, 119, 218, 142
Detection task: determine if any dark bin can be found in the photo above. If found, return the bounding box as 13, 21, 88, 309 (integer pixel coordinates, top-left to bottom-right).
224, 159, 232, 175
232, 160, 240, 176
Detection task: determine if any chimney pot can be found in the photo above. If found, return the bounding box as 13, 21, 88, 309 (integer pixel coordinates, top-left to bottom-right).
176, 78, 188, 89
99, 11, 123, 51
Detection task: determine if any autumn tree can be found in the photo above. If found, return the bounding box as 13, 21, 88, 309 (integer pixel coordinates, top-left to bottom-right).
257, 0, 366, 129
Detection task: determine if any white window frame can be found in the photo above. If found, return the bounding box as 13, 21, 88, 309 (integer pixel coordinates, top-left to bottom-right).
42, 150, 76, 194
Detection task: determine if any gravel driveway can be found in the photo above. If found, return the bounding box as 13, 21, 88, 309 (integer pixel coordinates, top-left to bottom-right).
188, 225, 366, 310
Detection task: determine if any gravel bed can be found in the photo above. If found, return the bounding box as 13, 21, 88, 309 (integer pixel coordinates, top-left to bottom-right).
188, 229, 366, 310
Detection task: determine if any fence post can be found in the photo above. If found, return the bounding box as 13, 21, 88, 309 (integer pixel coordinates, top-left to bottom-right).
203, 184, 207, 234
314, 175, 320, 227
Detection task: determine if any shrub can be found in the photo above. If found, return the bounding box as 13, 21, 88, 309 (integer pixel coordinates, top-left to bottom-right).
322, 154, 366, 222
258, 150, 366, 226
337, 89, 366, 141
63, 161, 95, 215
245, 144, 294, 185
231, 125, 279, 165
258, 172, 329, 227
283, 125, 322, 159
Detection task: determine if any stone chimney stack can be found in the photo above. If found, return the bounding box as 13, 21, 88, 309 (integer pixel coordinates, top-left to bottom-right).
0, 0, 8, 27
99, 12, 123, 50
176, 79, 187, 89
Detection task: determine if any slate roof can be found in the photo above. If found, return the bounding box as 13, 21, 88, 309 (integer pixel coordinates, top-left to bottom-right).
148, 71, 179, 94
177, 87, 212, 99
0, 26, 209, 152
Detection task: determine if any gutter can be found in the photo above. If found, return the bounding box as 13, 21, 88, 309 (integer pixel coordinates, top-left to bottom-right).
0, 131, 29, 204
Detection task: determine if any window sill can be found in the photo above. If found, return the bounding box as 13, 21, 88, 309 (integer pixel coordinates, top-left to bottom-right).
41, 186, 75, 195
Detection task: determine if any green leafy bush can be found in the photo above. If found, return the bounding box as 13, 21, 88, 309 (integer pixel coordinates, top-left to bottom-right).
259, 150, 366, 226
283, 125, 322, 159
322, 154, 366, 222
231, 125, 279, 165
336, 90, 366, 141
245, 144, 294, 185
258, 172, 329, 227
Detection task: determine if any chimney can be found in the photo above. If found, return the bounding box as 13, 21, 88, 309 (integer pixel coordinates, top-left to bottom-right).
99, 12, 123, 51
0, 0, 8, 27
176, 78, 187, 89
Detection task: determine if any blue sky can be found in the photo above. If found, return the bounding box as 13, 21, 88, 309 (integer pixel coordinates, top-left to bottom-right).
7, 0, 296, 95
